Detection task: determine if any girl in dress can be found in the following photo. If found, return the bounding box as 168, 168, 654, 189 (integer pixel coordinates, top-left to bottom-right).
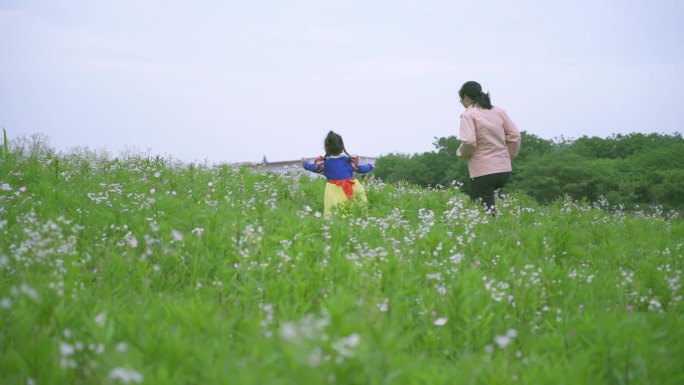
302, 131, 373, 216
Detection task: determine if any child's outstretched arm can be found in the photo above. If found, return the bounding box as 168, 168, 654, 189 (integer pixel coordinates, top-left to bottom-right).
356, 163, 373, 174
302, 157, 325, 173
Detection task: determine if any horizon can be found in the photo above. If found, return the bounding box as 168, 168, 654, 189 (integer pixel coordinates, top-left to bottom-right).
5, 128, 681, 164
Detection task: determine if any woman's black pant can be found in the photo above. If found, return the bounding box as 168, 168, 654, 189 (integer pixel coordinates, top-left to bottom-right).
469, 172, 511, 213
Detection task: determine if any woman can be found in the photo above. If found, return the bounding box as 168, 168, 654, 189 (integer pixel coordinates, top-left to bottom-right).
456, 81, 521, 215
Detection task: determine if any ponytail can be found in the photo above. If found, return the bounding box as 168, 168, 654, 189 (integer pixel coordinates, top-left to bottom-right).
478, 91, 493, 109
343, 149, 353, 164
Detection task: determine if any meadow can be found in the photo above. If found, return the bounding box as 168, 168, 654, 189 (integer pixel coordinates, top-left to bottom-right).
1, 142, 683, 384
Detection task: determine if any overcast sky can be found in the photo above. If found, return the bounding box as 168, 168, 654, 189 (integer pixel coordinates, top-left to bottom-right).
1, 0, 683, 163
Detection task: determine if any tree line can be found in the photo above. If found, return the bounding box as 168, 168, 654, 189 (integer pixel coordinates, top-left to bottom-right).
373, 132, 684, 210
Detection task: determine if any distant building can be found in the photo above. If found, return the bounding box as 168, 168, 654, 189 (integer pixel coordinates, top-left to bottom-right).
239, 156, 377, 174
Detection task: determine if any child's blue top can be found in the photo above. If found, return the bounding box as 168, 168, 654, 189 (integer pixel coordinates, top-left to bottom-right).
303, 155, 373, 181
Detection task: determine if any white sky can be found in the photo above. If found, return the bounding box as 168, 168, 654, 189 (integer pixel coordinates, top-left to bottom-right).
1, 0, 683, 163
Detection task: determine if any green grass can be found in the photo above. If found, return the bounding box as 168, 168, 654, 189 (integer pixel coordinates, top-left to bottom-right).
0, 148, 682, 385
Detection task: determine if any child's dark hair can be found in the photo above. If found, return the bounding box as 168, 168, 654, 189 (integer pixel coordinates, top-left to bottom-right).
459, 81, 493, 109
324, 131, 352, 162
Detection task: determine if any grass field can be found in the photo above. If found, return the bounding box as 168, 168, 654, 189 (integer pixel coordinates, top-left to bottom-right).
1, 145, 683, 384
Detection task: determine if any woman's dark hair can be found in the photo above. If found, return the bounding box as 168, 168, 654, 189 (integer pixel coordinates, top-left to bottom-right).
324, 131, 351, 161
459, 81, 493, 109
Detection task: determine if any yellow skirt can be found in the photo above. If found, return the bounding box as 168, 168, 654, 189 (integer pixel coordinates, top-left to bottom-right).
323, 179, 368, 217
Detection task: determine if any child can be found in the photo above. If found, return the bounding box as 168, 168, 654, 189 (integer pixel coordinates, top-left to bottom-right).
302, 131, 373, 216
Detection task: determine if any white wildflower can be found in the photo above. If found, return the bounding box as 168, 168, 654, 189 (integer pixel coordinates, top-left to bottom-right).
331, 333, 361, 358
377, 299, 389, 312
307, 347, 323, 367
494, 329, 517, 349
279, 312, 330, 343
171, 229, 184, 241
19, 283, 39, 300
108, 368, 143, 384
123, 232, 138, 248
60, 342, 75, 356
648, 298, 662, 312
279, 322, 298, 341
94, 312, 106, 327
494, 335, 512, 348
433, 317, 448, 326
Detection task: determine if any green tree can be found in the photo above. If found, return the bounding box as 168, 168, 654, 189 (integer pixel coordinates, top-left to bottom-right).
375, 132, 684, 209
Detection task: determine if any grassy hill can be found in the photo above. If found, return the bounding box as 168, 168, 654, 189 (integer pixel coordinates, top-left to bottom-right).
1, 146, 683, 384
